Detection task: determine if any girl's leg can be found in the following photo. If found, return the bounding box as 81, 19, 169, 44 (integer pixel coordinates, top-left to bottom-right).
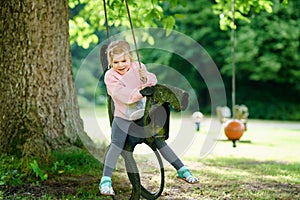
154, 137, 184, 170
154, 137, 199, 184
103, 120, 128, 177
100, 120, 128, 195
130, 118, 184, 170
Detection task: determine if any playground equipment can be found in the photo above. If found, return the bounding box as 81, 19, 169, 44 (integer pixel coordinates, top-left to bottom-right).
216, 0, 250, 147
100, 1, 190, 198
234, 104, 249, 131
217, 105, 248, 129
216, 106, 231, 124
217, 105, 249, 147
100, 44, 189, 199
224, 119, 245, 147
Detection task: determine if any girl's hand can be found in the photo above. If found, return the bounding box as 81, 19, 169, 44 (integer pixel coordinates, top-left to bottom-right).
140, 83, 151, 90
139, 68, 147, 84
140, 86, 155, 97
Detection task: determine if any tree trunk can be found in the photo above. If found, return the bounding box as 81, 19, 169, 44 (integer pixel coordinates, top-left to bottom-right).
0, 0, 85, 158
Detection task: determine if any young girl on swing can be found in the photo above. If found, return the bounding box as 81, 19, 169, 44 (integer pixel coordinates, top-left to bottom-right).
100, 40, 199, 196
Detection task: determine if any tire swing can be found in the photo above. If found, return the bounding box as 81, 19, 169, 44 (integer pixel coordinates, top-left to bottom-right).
222, 0, 246, 148
101, 1, 189, 199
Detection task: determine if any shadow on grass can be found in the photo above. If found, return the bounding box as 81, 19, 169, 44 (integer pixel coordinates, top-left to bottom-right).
1, 151, 299, 199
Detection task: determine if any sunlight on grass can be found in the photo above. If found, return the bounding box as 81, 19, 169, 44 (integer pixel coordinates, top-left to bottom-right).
3, 106, 298, 199
77, 106, 300, 199
162, 156, 300, 199
80, 106, 300, 163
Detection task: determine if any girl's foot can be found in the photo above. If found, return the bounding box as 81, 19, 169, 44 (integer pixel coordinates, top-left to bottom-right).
99, 176, 115, 196
177, 166, 199, 184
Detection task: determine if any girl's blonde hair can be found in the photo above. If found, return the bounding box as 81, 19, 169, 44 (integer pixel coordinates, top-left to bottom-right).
107, 40, 133, 66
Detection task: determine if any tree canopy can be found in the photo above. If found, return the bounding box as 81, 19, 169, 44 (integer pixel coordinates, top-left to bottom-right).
213, 0, 288, 30
70, 0, 299, 120
69, 0, 186, 48
69, 0, 288, 48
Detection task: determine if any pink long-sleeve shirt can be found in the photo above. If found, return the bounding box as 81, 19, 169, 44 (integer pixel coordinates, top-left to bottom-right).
104, 61, 157, 120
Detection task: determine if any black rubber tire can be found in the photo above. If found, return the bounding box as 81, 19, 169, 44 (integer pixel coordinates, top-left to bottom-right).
122, 144, 165, 200
121, 150, 142, 200
140, 149, 165, 200
104, 142, 165, 200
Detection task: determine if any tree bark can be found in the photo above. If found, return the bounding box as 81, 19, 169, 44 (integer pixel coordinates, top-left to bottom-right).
0, 0, 85, 158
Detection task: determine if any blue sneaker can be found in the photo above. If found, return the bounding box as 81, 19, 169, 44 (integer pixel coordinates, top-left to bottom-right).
177, 166, 199, 184
99, 176, 115, 196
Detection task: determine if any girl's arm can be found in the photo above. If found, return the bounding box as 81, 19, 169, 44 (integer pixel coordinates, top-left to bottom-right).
140, 63, 157, 87
104, 63, 157, 104
104, 70, 144, 104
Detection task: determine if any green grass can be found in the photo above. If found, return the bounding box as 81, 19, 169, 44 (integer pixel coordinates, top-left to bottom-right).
1, 108, 300, 199
167, 157, 300, 199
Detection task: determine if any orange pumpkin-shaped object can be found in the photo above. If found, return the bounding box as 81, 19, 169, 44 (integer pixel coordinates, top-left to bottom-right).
224, 119, 245, 141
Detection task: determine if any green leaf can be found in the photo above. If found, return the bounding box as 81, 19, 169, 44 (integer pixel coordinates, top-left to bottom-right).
147, 36, 155, 45
174, 13, 186, 19
170, 0, 178, 7
152, 0, 158, 5
163, 16, 175, 35
177, 0, 187, 7
29, 160, 48, 181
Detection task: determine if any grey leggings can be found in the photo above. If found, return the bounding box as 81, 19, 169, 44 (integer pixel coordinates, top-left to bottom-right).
103, 118, 184, 177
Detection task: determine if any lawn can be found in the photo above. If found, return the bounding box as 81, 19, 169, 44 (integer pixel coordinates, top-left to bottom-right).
81, 107, 300, 199
1, 107, 299, 199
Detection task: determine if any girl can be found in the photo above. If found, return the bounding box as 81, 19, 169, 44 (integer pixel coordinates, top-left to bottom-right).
100, 40, 199, 196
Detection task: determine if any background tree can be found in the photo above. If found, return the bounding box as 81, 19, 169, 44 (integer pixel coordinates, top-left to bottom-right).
0, 0, 84, 158
165, 0, 299, 120
220, 0, 299, 120
213, 0, 288, 30
69, 0, 186, 48
0, 0, 186, 159
168, 0, 229, 112
70, 0, 299, 121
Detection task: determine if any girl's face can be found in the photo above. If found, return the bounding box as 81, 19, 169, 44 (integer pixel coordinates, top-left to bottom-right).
111, 53, 131, 75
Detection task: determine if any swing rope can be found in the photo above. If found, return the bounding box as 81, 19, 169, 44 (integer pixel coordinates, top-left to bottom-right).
102, 0, 110, 43
103, 0, 146, 83
231, 0, 236, 118
124, 0, 142, 69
